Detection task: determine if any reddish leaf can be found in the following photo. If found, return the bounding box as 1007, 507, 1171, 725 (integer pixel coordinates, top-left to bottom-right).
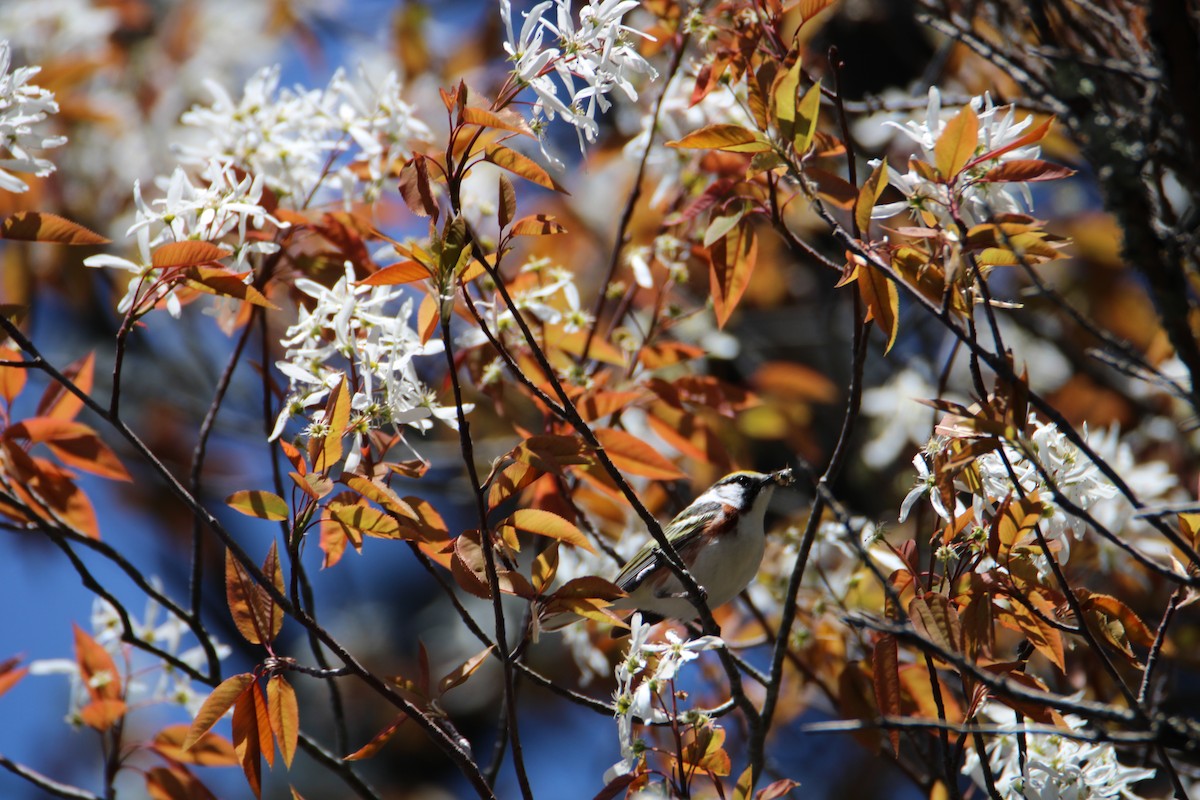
593, 427, 684, 480
267, 675, 299, 769
80, 698, 128, 731
0, 657, 27, 699
909, 595, 962, 653
153, 724, 238, 766
232, 684, 264, 798
152, 241, 230, 269
872, 634, 901, 755
708, 222, 758, 329
510, 214, 567, 236
0, 346, 26, 404
184, 266, 277, 309
341, 474, 418, 520
225, 545, 283, 646
145, 764, 218, 800
439, 646, 494, 694
398, 155, 439, 219
498, 174, 516, 230
979, 159, 1075, 183
966, 117, 1053, 170
73, 623, 121, 702
184, 673, 255, 750
0, 212, 109, 245
359, 260, 431, 285
854, 258, 899, 353
461, 106, 534, 138
345, 714, 407, 761
37, 351, 93, 421
7, 418, 131, 481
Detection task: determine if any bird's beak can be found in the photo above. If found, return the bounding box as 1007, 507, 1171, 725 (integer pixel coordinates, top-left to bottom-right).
770, 467, 795, 488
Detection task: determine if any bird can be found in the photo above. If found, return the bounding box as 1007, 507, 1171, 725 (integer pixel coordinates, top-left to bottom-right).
610, 467, 795, 625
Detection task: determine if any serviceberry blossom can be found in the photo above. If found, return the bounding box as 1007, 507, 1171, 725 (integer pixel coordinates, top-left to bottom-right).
84, 160, 286, 318
458, 257, 593, 349
29, 592, 231, 725
0, 40, 66, 193
271, 262, 456, 470
962, 704, 1155, 799
606, 613, 724, 781
179, 65, 431, 208
974, 415, 1117, 564
501, 0, 658, 157
871, 87, 1042, 228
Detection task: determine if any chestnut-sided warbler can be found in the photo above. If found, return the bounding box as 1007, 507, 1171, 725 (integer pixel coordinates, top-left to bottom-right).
610, 467, 795, 624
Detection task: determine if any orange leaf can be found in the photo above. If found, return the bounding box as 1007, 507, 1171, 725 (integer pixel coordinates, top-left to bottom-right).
0, 212, 109, 245
593, 427, 684, 480
461, 106, 534, 138
979, 159, 1075, 183
708, 223, 758, 329
153, 723, 238, 766
226, 490, 289, 522
966, 116, 1053, 170
329, 502, 408, 540
855, 158, 888, 236
312, 375, 350, 471
267, 675, 299, 769
184, 673, 255, 750
345, 714, 407, 761
872, 634, 901, 755
666, 124, 772, 153
500, 508, 594, 553
73, 623, 121, 702
510, 214, 567, 236
359, 261, 431, 285
152, 241, 230, 269
0, 657, 27, 699
80, 698, 128, 731
855, 259, 899, 353
0, 346, 25, 404
438, 646, 494, 694
232, 684, 264, 798
909, 595, 962, 654
37, 351, 93, 421
935, 105, 980, 179
341, 474, 418, 519
7, 418, 131, 481
225, 546, 283, 646
144, 764, 219, 800
482, 143, 564, 192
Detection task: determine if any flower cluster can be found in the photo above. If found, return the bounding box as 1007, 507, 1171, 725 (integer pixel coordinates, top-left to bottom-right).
178, 64, 432, 207
871, 87, 1042, 228
84, 160, 286, 318
29, 593, 230, 724
607, 613, 724, 781
501, 0, 657, 158
0, 40, 66, 193
271, 262, 454, 470
962, 704, 1155, 799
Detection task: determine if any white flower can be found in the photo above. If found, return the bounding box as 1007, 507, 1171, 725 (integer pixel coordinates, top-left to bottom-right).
0, 41, 66, 193
871, 87, 1043, 228
963, 704, 1155, 799
501, 0, 658, 155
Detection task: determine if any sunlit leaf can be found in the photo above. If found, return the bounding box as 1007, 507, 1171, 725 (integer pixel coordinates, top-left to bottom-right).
0, 212, 109, 245
152, 241, 230, 269
226, 490, 289, 522
909, 595, 962, 653
853, 259, 899, 353
145, 764, 218, 800
184, 673, 255, 750
500, 508, 594, 553
934, 105, 979, 179
482, 143, 564, 192
80, 698, 128, 731
979, 159, 1075, 183
439, 646, 494, 694
709, 222, 757, 329
855, 158, 888, 236
37, 351, 93, 421
153, 724, 238, 766
0, 657, 27, 700
792, 81, 822, 154
341, 474, 418, 520
7, 418, 131, 481
511, 214, 567, 236
73, 623, 121, 702
666, 124, 772, 153
232, 683, 264, 798
345, 714, 407, 761
461, 106, 534, 138
593, 427, 684, 480
359, 261, 431, 285
267, 675, 299, 769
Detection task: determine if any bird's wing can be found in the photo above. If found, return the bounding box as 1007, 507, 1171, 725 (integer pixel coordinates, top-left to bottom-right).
614, 501, 736, 592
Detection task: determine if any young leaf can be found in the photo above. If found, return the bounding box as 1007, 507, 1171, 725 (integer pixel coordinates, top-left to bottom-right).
460, 106, 534, 138
312, 375, 350, 471
153, 724, 238, 766
0, 212, 109, 244
73, 623, 121, 702
358, 261, 431, 285
771, 56, 803, 137
498, 174, 516, 230
267, 675, 299, 769
341, 474, 418, 520
184, 673, 255, 750
483, 143, 564, 192
37, 351, 94, 421
81, 698, 128, 731
531, 542, 559, 595
855, 259, 899, 353
226, 490, 289, 522
398, 154, 440, 219
709, 222, 758, 329
934, 105, 980, 179
439, 645, 494, 694
232, 683, 264, 798
0, 346, 25, 404
225, 547, 282, 646
0, 657, 27, 700
792, 81, 822, 154
855, 158, 888, 236
593, 427, 684, 479
666, 124, 772, 153
978, 159, 1075, 183
909, 594, 962, 653
345, 714, 408, 761
501, 508, 595, 553
871, 633, 901, 755
511, 214, 567, 236
151, 241, 231, 269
